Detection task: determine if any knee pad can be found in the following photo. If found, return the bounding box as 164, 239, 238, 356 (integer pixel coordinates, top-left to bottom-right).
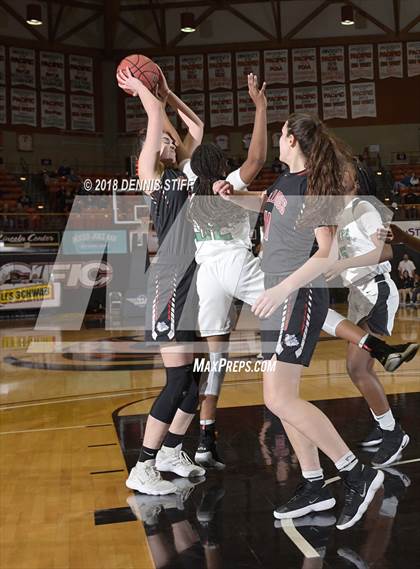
178, 374, 199, 415
150, 364, 194, 424
322, 308, 346, 337
199, 352, 227, 397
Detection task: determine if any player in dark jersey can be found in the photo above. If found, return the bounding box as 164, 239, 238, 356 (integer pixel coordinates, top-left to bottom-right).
219, 113, 385, 530
117, 68, 205, 495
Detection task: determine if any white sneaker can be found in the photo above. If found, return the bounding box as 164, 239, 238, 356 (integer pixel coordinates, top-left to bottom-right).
156, 444, 206, 477
126, 460, 177, 495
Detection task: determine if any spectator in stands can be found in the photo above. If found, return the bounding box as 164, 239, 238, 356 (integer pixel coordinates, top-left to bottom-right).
398, 253, 417, 280
411, 274, 420, 305
393, 172, 419, 192
57, 163, 71, 178
399, 269, 414, 306
18, 192, 32, 208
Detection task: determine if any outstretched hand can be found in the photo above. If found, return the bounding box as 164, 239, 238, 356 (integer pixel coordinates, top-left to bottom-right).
213, 180, 233, 200
248, 73, 267, 109
116, 68, 142, 96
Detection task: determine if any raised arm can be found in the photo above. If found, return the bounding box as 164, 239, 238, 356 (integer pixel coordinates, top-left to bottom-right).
238, 74, 267, 186
117, 69, 162, 183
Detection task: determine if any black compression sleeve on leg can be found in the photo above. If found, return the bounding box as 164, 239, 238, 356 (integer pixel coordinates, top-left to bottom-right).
149, 364, 194, 424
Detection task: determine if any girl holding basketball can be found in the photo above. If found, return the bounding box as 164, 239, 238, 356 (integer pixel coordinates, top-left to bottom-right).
117, 66, 205, 496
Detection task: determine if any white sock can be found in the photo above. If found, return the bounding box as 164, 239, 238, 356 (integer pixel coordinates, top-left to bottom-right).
358, 333, 369, 349
335, 451, 358, 472
302, 468, 324, 482
200, 419, 215, 426
372, 408, 395, 431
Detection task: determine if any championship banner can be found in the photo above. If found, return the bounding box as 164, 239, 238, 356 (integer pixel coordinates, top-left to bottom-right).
237, 90, 255, 126
236, 51, 260, 89
292, 48, 317, 83
180, 94, 205, 123
207, 53, 232, 90
349, 44, 374, 81
320, 46, 345, 83
0, 232, 60, 246
264, 50, 289, 84
154, 56, 176, 89
180, 54, 204, 92
0, 45, 5, 85
0, 87, 6, 124
11, 88, 37, 127
293, 86, 318, 114
350, 82, 376, 119
70, 95, 95, 131
407, 42, 420, 78
322, 84, 347, 120
41, 92, 66, 129
69, 54, 93, 94
378, 43, 403, 79
10, 47, 36, 88
0, 283, 61, 310
125, 96, 147, 132
267, 88, 289, 124
40, 51, 65, 90
210, 92, 234, 128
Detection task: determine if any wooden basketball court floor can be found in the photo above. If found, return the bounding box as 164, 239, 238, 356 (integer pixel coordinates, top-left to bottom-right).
1, 305, 419, 569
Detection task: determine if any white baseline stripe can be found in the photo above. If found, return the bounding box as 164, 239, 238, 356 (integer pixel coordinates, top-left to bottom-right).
280, 519, 320, 559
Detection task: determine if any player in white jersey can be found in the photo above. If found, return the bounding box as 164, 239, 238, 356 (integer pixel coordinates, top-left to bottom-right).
325, 194, 412, 466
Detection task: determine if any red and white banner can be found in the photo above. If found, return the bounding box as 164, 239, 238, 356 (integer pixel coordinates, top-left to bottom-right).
237, 90, 255, 126
350, 82, 376, 118
0, 46, 5, 85
293, 86, 318, 114
125, 97, 147, 132
154, 56, 176, 89
320, 46, 345, 83
407, 42, 420, 78
292, 48, 317, 83
40, 52, 65, 90
11, 89, 37, 126
322, 84, 347, 120
210, 92, 234, 127
70, 95, 95, 131
264, 50, 289, 84
267, 88, 290, 124
349, 44, 374, 81
41, 92, 66, 129
207, 53, 232, 90
180, 55, 204, 92
180, 93, 205, 123
69, 55, 93, 94
236, 51, 260, 89
10, 48, 36, 88
378, 43, 403, 79
0, 87, 6, 124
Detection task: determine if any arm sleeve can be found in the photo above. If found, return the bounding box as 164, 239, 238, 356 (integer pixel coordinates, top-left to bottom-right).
226, 168, 248, 191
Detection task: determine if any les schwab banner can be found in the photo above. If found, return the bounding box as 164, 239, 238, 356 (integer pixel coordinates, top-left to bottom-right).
0, 282, 61, 310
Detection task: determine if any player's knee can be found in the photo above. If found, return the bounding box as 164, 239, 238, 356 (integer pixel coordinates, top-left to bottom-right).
150, 364, 194, 423
346, 358, 367, 384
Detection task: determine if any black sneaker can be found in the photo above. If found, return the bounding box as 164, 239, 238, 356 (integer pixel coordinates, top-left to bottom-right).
273, 479, 336, 520
365, 336, 419, 372
195, 429, 225, 470
336, 463, 384, 530
371, 424, 410, 467
358, 424, 383, 447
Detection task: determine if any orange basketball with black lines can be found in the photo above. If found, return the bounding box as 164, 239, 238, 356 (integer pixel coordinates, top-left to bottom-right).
116, 54, 160, 95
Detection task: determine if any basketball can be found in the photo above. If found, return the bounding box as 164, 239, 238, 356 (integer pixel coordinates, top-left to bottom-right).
116, 54, 160, 95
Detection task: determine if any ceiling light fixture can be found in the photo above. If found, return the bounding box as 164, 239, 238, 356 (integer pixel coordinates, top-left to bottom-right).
341, 5, 354, 26
181, 12, 196, 33
26, 4, 43, 26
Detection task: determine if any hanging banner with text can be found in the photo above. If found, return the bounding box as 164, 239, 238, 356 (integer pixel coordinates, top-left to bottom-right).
293, 86, 318, 115
207, 53, 232, 90
237, 90, 255, 126
322, 84, 347, 120
10, 47, 36, 88
125, 96, 147, 132
264, 50, 289, 84
378, 43, 403, 79
69, 55, 93, 94
180, 93, 205, 123
180, 54, 204, 92
292, 48, 317, 83
407, 42, 420, 77
41, 92, 66, 129
0, 87, 6, 124
320, 46, 345, 83
11, 89, 37, 127
40, 51, 65, 90
0, 46, 5, 85
349, 44, 374, 81
236, 51, 260, 89
71, 95, 95, 131
267, 88, 289, 124
210, 92, 234, 128
350, 82, 376, 118
154, 56, 176, 89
